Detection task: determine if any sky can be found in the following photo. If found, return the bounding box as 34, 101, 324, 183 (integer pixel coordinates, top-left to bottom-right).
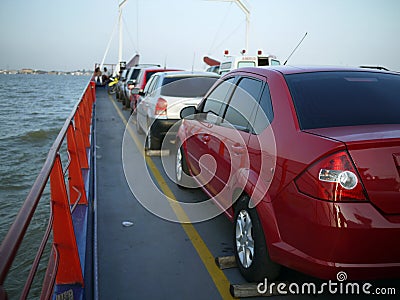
1, 0, 399, 72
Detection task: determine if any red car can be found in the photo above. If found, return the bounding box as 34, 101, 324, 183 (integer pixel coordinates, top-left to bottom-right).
176, 66, 400, 281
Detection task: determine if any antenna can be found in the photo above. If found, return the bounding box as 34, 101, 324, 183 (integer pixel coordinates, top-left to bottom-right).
191, 52, 196, 72
284, 32, 308, 65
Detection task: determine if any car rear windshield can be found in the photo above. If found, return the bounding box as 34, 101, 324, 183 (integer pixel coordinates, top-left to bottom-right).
285, 71, 400, 129
128, 68, 140, 80
160, 76, 218, 97
145, 71, 159, 83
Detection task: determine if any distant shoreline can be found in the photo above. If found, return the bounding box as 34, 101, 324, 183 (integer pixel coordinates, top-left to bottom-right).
0, 69, 92, 76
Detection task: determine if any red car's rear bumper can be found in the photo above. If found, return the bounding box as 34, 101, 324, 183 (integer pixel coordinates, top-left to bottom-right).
258, 184, 400, 280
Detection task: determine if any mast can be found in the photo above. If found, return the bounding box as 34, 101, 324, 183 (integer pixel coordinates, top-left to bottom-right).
118, 0, 128, 69
99, 0, 128, 76
208, 0, 250, 51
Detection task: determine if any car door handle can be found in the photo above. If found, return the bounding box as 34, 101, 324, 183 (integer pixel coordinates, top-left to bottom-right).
231, 144, 245, 155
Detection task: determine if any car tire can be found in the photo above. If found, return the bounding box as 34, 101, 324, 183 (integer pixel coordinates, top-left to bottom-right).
233, 195, 281, 282
125, 97, 131, 109
136, 115, 144, 135
107, 85, 116, 95
145, 126, 160, 153
175, 144, 193, 188
131, 99, 137, 115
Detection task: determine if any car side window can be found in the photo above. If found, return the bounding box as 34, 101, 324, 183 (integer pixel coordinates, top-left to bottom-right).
136, 70, 145, 85
130, 68, 140, 81
146, 76, 159, 95
201, 77, 236, 117
222, 77, 263, 132
253, 83, 274, 134
145, 71, 158, 85
150, 77, 160, 96
143, 76, 155, 95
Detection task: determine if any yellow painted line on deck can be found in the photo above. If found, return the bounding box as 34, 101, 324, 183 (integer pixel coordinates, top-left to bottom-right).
107, 95, 235, 300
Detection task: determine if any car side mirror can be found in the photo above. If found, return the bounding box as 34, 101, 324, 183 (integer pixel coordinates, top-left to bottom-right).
180, 106, 197, 119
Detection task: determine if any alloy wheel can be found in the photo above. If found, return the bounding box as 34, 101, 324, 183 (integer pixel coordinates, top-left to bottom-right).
235, 210, 255, 268
146, 131, 151, 150
176, 147, 183, 182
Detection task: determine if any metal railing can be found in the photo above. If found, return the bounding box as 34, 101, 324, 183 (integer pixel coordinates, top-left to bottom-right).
0, 81, 96, 299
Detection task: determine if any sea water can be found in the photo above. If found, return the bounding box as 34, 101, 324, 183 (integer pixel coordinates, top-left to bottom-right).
0, 73, 90, 298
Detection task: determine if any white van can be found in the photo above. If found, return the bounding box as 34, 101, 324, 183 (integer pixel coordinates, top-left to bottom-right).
219, 51, 280, 75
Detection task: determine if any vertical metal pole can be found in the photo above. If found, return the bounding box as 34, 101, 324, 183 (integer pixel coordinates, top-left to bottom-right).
245, 13, 249, 51
118, 8, 123, 66
118, 0, 128, 67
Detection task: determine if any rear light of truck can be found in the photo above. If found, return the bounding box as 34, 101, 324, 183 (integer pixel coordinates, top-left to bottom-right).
155, 98, 167, 116
295, 151, 367, 201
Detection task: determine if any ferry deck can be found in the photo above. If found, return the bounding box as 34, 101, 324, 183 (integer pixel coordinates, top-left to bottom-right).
96, 86, 247, 299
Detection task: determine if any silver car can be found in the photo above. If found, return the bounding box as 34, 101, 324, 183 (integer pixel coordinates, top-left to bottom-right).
116, 68, 128, 101
136, 71, 220, 151
122, 64, 161, 108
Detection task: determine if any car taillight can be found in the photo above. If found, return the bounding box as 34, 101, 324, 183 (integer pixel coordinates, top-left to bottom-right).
155, 98, 167, 116
295, 151, 367, 201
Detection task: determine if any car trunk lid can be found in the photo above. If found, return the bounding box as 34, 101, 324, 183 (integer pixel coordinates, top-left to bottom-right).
306, 125, 400, 214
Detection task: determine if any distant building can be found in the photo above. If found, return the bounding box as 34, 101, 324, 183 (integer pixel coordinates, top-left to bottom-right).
20, 68, 34, 74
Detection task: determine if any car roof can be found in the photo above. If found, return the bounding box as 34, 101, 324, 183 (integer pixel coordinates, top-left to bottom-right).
136, 68, 184, 86
227, 65, 399, 76
138, 68, 182, 79
134, 63, 161, 68
142, 67, 179, 73
131, 65, 161, 72
155, 71, 220, 78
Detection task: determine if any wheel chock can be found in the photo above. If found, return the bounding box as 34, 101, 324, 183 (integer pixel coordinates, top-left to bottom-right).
230, 283, 277, 298
215, 255, 237, 269
145, 150, 170, 157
